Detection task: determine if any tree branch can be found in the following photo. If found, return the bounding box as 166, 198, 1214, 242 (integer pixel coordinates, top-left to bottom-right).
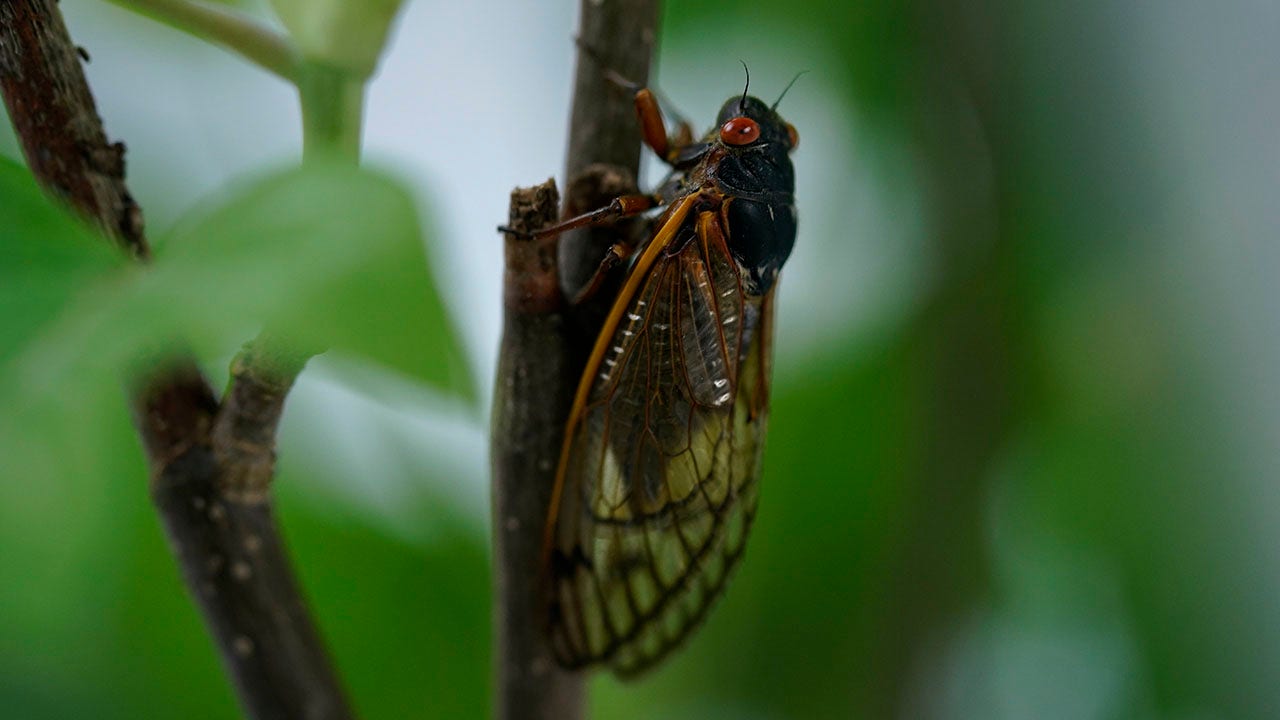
0, 3, 351, 718
558, 0, 661, 302
0, 0, 148, 258
491, 180, 584, 720
489, 3, 661, 718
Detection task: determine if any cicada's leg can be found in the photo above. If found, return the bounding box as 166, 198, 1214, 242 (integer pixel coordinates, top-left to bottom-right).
499, 193, 660, 240
633, 88, 671, 160
671, 118, 694, 152
634, 89, 699, 165
574, 40, 695, 165
571, 241, 634, 305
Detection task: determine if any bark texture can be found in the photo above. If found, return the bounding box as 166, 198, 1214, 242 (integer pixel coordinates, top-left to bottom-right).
490, 2, 662, 718
491, 181, 585, 720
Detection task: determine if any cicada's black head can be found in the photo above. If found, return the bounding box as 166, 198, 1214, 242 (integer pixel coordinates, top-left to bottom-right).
715, 95, 798, 157
709, 93, 799, 296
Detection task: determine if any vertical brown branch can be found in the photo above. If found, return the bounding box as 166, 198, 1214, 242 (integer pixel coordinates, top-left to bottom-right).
0, 2, 352, 718
490, 3, 660, 718
558, 0, 661, 300
491, 180, 584, 720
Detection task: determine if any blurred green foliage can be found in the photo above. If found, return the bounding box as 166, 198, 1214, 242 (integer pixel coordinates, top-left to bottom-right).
2, 0, 1273, 719
0, 156, 473, 716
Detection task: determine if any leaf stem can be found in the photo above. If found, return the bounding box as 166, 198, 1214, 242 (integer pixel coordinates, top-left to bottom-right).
297, 63, 365, 163
106, 0, 296, 80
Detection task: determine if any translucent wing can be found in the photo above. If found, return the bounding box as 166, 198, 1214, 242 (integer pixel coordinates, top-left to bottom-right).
545, 203, 776, 676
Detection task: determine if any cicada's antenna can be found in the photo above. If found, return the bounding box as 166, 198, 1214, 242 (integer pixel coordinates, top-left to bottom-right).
739, 60, 750, 112
772, 71, 809, 111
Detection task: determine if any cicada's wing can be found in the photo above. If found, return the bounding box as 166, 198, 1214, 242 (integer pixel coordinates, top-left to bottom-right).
545, 207, 776, 676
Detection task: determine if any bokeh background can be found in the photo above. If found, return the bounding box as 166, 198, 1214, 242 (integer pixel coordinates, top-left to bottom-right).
3, 0, 1277, 718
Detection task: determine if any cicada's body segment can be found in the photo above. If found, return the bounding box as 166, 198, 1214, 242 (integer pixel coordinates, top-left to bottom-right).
543, 85, 799, 676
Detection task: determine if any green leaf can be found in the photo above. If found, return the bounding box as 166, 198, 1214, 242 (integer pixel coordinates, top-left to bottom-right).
3, 163, 470, 469
0, 161, 143, 621
278, 481, 490, 720
0, 156, 125, 366
267, 0, 406, 76
1, 163, 471, 619
146, 163, 471, 399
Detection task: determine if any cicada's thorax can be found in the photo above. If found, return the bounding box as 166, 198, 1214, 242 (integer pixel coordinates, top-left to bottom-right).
656, 96, 797, 296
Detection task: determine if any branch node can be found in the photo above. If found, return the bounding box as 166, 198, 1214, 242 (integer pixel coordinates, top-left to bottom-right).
211, 338, 309, 501
504, 178, 564, 314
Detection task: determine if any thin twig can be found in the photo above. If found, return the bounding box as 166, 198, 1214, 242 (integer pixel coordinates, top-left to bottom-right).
211, 335, 312, 502
105, 0, 297, 80
0, 3, 351, 718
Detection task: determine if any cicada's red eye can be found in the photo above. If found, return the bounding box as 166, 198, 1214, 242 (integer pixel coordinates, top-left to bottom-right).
785, 122, 799, 150
720, 117, 760, 146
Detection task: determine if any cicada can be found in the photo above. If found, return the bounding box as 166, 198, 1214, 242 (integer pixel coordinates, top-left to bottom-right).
537, 73, 799, 676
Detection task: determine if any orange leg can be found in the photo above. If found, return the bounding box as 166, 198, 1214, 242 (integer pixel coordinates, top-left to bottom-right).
571, 242, 634, 305
635, 89, 699, 165
634, 89, 670, 159
574, 41, 694, 165
498, 193, 659, 240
